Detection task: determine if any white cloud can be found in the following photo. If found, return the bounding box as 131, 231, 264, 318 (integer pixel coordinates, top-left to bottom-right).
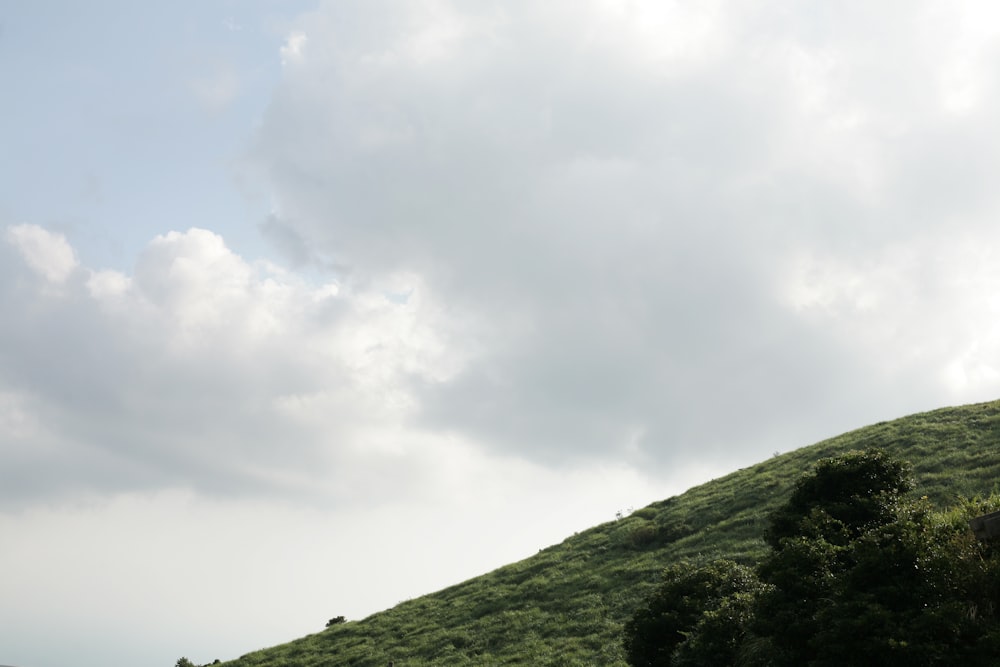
921, 1, 1000, 115
589, 0, 729, 69
86, 268, 130, 299
783, 231, 1000, 403
0, 225, 482, 507
6, 223, 78, 283
280, 31, 308, 66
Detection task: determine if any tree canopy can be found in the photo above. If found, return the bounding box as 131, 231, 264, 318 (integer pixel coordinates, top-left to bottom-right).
624, 449, 1000, 666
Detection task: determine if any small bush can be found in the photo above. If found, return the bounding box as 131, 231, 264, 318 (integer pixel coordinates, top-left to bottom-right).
631, 507, 658, 520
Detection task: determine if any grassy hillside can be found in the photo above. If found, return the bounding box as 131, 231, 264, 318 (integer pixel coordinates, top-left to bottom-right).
217, 399, 1000, 666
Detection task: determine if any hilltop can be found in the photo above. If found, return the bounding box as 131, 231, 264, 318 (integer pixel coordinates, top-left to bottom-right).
214, 400, 1000, 666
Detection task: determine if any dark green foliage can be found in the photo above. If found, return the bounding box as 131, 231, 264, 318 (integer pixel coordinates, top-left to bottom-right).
628, 448, 1000, 666
325, 616, 346, 627
212, 400, 1000, 666
765, 448, 913, 548
671, 588, 764, 667
622, 560, 765, 666
754, 454, 1000, 667
754, 449, 920, 664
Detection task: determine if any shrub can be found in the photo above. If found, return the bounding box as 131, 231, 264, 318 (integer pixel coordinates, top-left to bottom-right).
627, 525, 658, 548
623, 560, 764, 666
631, 507, 658, 520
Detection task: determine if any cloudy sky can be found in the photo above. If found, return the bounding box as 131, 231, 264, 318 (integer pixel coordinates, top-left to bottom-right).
4, 1, 1000, 665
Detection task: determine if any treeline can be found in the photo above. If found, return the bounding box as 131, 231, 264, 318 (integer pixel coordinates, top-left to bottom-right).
624, 449, 1000, 666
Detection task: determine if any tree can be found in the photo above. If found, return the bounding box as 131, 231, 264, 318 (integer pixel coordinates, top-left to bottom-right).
625, 449, 1000, 666
623, 559, 765, 667
755, 451, 1000, 666
752, 449, 916, 664
765, 448, 913, 548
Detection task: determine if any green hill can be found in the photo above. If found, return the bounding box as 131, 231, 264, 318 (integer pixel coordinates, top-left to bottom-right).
216, 399, 1000, 666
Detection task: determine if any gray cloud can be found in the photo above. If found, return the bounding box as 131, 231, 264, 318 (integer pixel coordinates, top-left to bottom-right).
249, 0, 1000, 474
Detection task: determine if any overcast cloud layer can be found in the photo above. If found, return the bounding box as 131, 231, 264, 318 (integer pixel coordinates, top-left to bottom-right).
4, 2, 1000, 666
255, 0, 1000, 466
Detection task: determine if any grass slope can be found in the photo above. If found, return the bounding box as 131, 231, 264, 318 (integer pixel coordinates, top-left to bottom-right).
219, 399, 1000, 666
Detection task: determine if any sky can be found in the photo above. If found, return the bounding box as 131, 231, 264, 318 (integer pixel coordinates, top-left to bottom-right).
3, 1, 1000, 665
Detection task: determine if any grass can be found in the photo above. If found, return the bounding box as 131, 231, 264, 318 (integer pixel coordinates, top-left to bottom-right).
215, 399, 1000, 666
